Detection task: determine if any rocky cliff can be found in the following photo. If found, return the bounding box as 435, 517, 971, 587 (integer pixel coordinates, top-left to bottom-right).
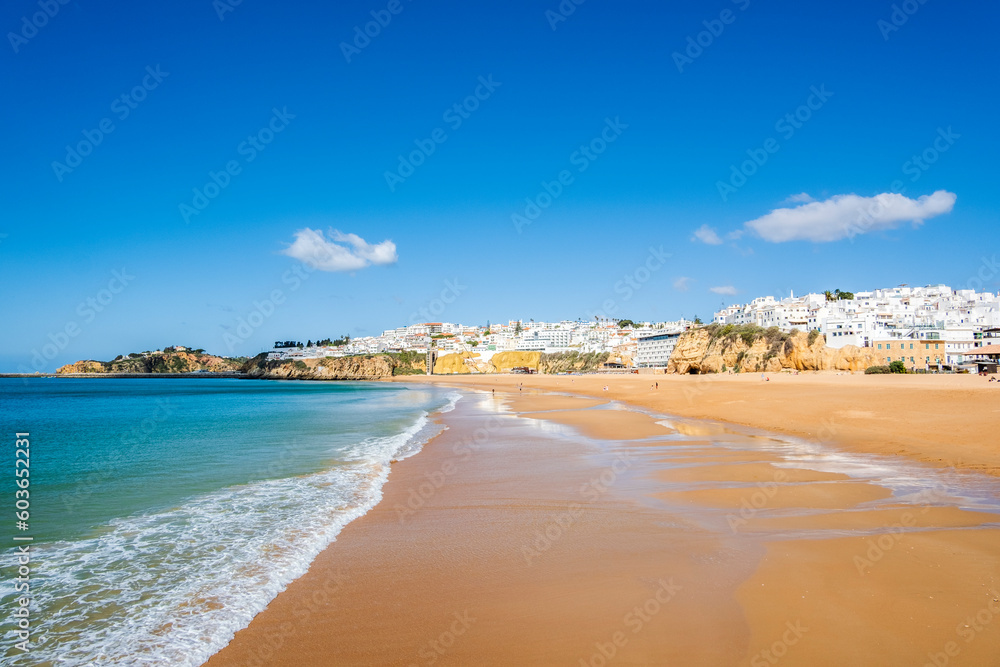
57, 348, 414, 380
432, 350, 543, 374
57, 349, 244, 375
491, 351, 542, 372
244, 355, 398, 380
539, 351, 610, 373
667, 326, 882, 374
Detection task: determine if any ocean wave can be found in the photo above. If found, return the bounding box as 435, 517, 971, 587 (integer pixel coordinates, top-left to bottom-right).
343, 390, 462, 463
5, 394, 461, 666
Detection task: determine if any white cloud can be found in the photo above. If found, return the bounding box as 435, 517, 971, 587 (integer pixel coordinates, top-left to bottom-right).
281, 228, 398, 272
328, 230, 398, 265
785, 192, 815, 204
673, 277, 693, 292
709, 285, 737, 295
745, 190, 956, 243
691, 224, 723, 245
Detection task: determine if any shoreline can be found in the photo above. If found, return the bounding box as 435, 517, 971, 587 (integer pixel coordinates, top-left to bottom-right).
204, 387, 757, 665
395, 372, 1000, 478
204, 380, 1000, 665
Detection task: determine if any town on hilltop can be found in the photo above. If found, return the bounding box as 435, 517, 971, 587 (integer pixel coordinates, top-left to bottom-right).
263, 284, 1000, 374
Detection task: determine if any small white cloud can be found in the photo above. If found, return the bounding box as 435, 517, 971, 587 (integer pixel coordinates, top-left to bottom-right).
691, 224, 723, 245
745, 190, 956, 243
329, 231, 398, 265
710, 285, 737, 295
785, 192, 815, 204
673, 277, 693, 292
281, 228, 398, 272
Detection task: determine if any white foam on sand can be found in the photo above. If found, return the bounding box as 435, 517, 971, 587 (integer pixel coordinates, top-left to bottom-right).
13, 393, 463, 666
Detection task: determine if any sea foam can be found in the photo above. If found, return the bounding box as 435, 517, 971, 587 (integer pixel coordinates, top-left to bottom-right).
13, 393, 461, 666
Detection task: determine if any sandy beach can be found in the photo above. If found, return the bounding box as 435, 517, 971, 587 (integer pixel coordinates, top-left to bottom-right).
205, 374, 1000, 666
407, 372, 1000, 477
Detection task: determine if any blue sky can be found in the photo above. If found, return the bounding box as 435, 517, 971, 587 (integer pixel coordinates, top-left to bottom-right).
2, 0, 997, 371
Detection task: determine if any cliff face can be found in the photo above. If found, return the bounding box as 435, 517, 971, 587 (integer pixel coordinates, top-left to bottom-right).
434, 352, 475, 374
667, 328, 881, 374
57, 348, 407, 380
57, 360, 109, 374
490, 351, 541, 372
539, 351, 610, 374
57, 351, 244, 375
432, 350, 542, 374
244, 355, 396, 380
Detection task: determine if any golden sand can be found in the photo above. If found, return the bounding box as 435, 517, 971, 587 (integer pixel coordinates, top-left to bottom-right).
204, 377, 1000, 666
409, 372, 1000, 476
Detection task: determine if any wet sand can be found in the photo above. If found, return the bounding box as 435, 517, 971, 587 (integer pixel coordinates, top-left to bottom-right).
205, 385, 1000, 666
403, 372, 1000, 477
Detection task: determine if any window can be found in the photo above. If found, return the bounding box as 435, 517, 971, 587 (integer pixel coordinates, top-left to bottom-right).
910, 343, 914, 349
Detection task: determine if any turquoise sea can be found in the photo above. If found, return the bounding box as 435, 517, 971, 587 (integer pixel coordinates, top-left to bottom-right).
0, 378, 459, 666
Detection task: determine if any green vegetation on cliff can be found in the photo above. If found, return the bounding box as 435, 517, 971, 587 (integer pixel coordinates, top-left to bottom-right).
539, 351, 610, 373
670, 326, 879, 375
703, 324, 798, 363
384, 351, 426, 376
58, 348, 248, 375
